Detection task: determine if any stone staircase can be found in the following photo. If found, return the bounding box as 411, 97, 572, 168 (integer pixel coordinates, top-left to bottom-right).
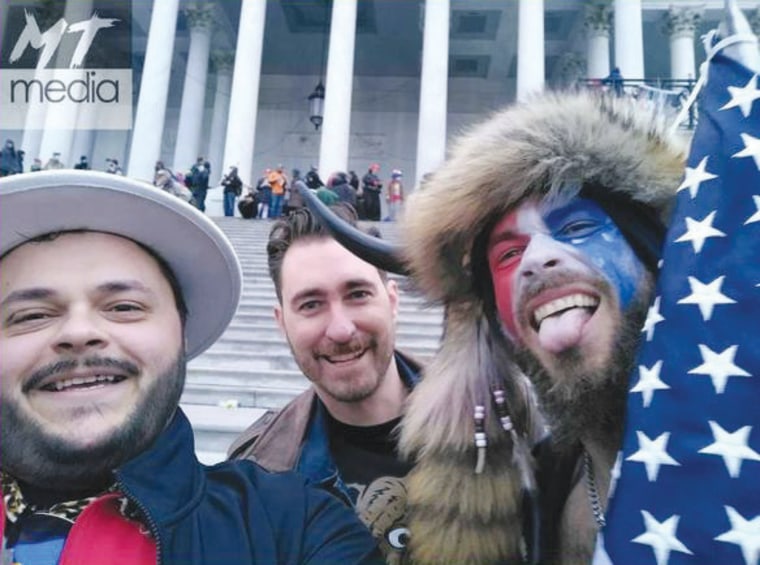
182, 216, 444, 464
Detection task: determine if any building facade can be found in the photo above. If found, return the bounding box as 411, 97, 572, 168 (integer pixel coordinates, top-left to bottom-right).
1, 0, 759, 214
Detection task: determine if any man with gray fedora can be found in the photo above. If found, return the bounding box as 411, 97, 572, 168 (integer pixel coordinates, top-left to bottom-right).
0, 170, 383, 564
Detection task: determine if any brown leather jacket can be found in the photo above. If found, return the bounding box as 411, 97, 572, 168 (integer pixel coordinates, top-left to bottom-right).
227, 350, 423, 479
228, 387, 317, 471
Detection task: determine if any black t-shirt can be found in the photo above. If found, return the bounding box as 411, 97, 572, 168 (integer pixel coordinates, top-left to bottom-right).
326, 412, 413, 561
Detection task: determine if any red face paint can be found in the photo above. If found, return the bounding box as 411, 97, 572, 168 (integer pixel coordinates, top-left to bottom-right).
486, 204, 542, 338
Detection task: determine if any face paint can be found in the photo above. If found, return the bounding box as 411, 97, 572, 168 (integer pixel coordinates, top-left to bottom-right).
487, 204, 543, 338
487, 197, 645, 338
543, 198, 644, 309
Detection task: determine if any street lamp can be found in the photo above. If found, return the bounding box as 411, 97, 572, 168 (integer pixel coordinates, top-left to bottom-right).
308, 1, 329, 131
308, 81, 325, 130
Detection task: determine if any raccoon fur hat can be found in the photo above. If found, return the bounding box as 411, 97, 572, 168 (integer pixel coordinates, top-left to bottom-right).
403, 90, 686, 307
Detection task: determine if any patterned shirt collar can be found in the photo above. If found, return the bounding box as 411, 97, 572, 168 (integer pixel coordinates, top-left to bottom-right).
1, 472, 114, 525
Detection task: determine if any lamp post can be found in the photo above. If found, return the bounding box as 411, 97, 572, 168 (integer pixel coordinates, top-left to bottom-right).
308, 1, 329, 131
308, 81, 325, 130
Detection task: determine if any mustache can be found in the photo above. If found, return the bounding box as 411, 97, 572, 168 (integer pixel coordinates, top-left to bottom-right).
518, 270, 603, 303
23, 356, 140, 393
316, 338, 375, 358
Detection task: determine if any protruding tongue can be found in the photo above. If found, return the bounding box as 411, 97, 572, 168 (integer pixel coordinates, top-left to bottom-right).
537, 308, 592, 354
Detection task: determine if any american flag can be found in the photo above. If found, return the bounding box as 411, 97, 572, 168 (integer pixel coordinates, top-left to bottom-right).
602, 33, 760, 565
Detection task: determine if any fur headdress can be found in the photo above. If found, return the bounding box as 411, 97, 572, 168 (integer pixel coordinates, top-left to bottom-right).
398, 91, 686, 565
403, 91, 686, 306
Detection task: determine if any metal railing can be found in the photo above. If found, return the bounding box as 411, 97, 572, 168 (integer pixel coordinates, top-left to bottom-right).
577, 78, 698, 130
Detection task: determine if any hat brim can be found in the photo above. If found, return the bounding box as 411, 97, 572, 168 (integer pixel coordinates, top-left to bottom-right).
0, 170, 242, 359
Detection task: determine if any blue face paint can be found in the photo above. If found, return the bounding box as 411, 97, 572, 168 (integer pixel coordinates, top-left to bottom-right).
543, 197, 644, 309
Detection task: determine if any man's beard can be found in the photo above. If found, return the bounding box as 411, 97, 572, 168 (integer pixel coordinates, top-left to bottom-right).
0, 352, 186, 491
515, 281, 653, 453
292, 335, 394, 404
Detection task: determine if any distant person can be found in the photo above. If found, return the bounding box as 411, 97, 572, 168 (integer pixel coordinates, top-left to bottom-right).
153, 160, 168, 185
305, 165, 325, 189
603, 66, 624, 97
349, 170, 360, 191
349, 170, 365, 218
105, 158, 123, 175
362, 163, 383, 221
44, 152, 65, 170
221, 165, 243, 217
188, 157, 211, 212
268, 165, 287, 218
288, 168, 308, 212
73, 155, 90, 170
0, 139, 23, 177
257, 170, 273, 219
229, 205, 422, 563
330, 171, 357, 208
154, 166, 194, 204
0, 170, 384, 565
238, 189, 258, 219
386, 170, 404, 221
316, 182, 340, 206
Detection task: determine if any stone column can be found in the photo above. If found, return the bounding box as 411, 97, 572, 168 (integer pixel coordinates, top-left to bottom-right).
585, 2, 612, 79
69, 121, 96, 166
516, 0, 545, 101
38, 0, 94, 167
318, 0, 358, 177
207, 52, 235, 177
127, 0, 180, 182
415, 0, 450, 188
222, 0, 266, 187
172, 3, 215, 172
663, 7, 701, 81
21, 128, 45, 170
613, 0, 644, 79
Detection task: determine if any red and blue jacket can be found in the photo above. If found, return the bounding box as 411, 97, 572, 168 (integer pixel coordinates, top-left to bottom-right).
1, 409, 383, 565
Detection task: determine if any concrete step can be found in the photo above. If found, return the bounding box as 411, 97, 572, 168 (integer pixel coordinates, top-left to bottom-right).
181, 403, 267, 465
182, 377, 309, 410
204, 335, 440, 355
213, 324, 443, 346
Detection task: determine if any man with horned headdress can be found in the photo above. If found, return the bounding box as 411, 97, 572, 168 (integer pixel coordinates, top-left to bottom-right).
301, 87, 686, 562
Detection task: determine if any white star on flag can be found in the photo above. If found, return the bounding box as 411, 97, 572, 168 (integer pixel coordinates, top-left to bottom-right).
733, 133, 760, 170
641, 296, 665, 341
608, 451, 623, 499
746, 195, 760, 225
699, 421, 760, 478
677, 156, 718, 199
674, 211, 727, 253
715, 506, 760, 565
631, 360, 670, 407
677, 275, 736, 321
720, 74, 760, 117
632, 511, 693, 565
626, 431, 680, 481
688, 344, 751, 394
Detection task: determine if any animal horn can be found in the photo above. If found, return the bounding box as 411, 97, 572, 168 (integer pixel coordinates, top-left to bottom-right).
300, 187, 410, 275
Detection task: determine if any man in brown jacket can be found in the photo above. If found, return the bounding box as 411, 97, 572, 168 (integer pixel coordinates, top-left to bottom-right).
229, 206, 422, 565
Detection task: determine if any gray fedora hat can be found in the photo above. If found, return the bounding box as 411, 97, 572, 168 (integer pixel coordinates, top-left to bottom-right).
0, 170, 242, 359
